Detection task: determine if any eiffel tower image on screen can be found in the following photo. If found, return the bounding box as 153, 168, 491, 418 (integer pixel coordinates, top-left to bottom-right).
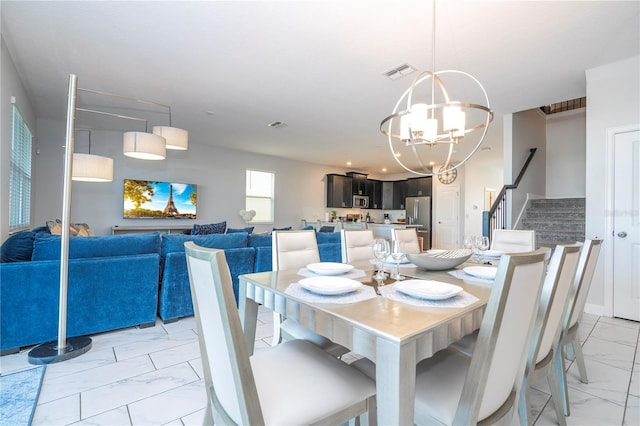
163, 184, 179, 215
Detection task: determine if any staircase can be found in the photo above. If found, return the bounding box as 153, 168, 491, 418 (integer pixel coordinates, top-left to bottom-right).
519, 198, 585, 249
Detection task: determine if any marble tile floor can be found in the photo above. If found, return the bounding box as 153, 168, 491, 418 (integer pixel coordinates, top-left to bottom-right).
1, 310, 638, 425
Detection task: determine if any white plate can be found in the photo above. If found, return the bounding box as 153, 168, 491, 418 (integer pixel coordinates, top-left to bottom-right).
306, 262, 354, 276
463, 266, 498, 280
298, 276, 362, 295
482, 250, 505, 258
395, 279, 463, 300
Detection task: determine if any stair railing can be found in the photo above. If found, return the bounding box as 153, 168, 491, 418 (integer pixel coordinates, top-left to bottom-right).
483, 148, 537, 240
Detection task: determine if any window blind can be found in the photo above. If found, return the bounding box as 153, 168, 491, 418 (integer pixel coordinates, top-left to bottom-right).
9, 103, 33, 231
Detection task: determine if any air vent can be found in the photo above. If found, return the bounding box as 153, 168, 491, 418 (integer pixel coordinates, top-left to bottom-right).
540, 97, 586, 115
383, 63, 416, 80
267, 121, 288, 128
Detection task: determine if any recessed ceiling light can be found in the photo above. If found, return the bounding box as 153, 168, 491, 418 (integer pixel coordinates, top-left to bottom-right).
267, 121, 288, 128
382, 168, 387, 172
429, 161, 435, 166
346, 161, 352, 166
395, 152, 401, 157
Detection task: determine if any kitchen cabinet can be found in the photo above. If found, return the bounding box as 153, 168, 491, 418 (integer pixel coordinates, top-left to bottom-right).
326, 174, 353, 208
366, 179, 383, 209
407, 176, 432, 197
393, 180, 408, 209
347, 172, 368, 196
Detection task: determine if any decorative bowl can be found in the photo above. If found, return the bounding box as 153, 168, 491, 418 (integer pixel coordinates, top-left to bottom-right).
406, 249, 472, 271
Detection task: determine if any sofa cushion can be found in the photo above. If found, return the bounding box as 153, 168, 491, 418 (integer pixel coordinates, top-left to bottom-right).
0, 231, 35, 263
161, 232, 249, 257
31, 233, 161, 261
227, 226, 254, 234
248, 234, 272, 248
191, 221, 226, 235
316, 232, 340, 245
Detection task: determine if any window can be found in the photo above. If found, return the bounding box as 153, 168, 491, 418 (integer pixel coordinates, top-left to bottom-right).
9, 103, 33, 231
246, 169, 274, 223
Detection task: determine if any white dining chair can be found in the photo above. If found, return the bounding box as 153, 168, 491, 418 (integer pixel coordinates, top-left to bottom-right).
519, 243, 581, 426
184, 242, 377, 425
271, 230, 349, 357
491, 229, 536, 253
557, 239, 602, 416
341, 229, 375, 263
392, 228, 421, 254
352, 248, 549, 425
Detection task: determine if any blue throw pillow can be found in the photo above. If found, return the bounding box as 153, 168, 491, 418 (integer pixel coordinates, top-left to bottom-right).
0, 231, 35, 263
161, 232, 249, 256
271, 226, 292, 233
192, 221, 226, 235
227, 227, 254, 234
300, 225, 315, 230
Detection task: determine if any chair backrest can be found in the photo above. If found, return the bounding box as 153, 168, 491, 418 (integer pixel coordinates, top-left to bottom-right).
534, 244, 582, 364
341, 229, 375, 263
184, 241, 263, 425
491, 229, 536, 253
565, 239, 602, 330
391, 228, 421, 254
272, 229, 320, 271
454, 248, 548, 424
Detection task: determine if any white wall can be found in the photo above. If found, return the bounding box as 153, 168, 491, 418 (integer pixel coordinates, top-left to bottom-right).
585, 55, 640, 312
546, 108, 586, 197
504, 109, 546, 228
33, 119, 354, 236
1, 37, 37, 240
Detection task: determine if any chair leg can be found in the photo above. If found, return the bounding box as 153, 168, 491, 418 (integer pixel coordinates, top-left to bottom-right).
547, 363, 568, 426
271, 311, 284, 346
570, 333, 589, 384
203, 400, 215, 426
554, 345, 571, 416
518, 383, 533, 426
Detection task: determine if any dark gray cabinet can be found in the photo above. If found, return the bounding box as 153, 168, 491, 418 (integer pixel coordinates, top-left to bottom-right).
366, 179, 382, 209
406, 177, 432, 197
347, 172, 368, 196
326, 174, 353, 208
393, 180, 408, 210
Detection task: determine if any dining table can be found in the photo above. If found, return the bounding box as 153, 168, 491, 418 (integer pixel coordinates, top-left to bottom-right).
238, 259, 493, 426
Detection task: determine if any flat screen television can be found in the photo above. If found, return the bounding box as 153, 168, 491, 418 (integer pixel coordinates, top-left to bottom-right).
123, 179, 197, 219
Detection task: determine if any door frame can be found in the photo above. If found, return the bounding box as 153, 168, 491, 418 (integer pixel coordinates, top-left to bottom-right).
604, 123, 640, 317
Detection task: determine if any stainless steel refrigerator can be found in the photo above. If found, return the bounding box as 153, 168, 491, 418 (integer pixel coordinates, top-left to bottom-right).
405, 196, 431, 250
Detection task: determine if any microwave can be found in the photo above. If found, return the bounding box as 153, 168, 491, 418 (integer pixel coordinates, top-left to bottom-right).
353, 195, 369, 208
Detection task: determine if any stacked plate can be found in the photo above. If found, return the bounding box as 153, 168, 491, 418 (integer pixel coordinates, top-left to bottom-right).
306, 262, 354, 276
395, 279, 463, 300
481, 250, 504, 263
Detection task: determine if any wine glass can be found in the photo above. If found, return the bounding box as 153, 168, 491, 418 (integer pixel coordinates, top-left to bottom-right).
390, 239, 405, 281
372, 238, 390, 281
475, 236, 490, 263
463, 235, 474, 251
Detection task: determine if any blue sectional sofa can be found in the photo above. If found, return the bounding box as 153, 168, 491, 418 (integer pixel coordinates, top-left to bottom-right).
0, 229, 343, 353
0, 232, 161, 355
157, 231, 342, 322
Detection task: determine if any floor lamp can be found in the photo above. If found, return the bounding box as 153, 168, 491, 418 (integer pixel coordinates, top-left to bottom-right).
28, 74, 92, 364
27, 74, 187, 364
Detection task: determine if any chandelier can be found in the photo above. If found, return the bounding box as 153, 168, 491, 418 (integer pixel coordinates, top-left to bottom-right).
380, 0, 493, 176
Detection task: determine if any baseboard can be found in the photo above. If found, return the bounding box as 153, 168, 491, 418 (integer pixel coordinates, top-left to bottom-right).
584, 302, 606, 317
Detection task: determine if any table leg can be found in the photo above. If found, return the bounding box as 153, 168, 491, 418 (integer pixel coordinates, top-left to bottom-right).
376, 338, 417, 426
239, 278, 258, 356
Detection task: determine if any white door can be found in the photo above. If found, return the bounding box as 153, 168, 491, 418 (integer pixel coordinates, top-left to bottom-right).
434, 185, 459, 249
613, 129, 640, 321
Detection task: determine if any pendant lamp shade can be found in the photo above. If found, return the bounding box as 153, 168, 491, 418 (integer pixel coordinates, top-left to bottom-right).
123, 131, 166, 160
152, 126, 188, 150
72, 153, 114, 182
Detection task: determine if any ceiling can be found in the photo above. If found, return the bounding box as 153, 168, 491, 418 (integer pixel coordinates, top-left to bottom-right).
2, 1, 638, 175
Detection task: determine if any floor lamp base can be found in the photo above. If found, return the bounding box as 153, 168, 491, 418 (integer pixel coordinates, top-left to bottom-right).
28, 336, 92, 365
